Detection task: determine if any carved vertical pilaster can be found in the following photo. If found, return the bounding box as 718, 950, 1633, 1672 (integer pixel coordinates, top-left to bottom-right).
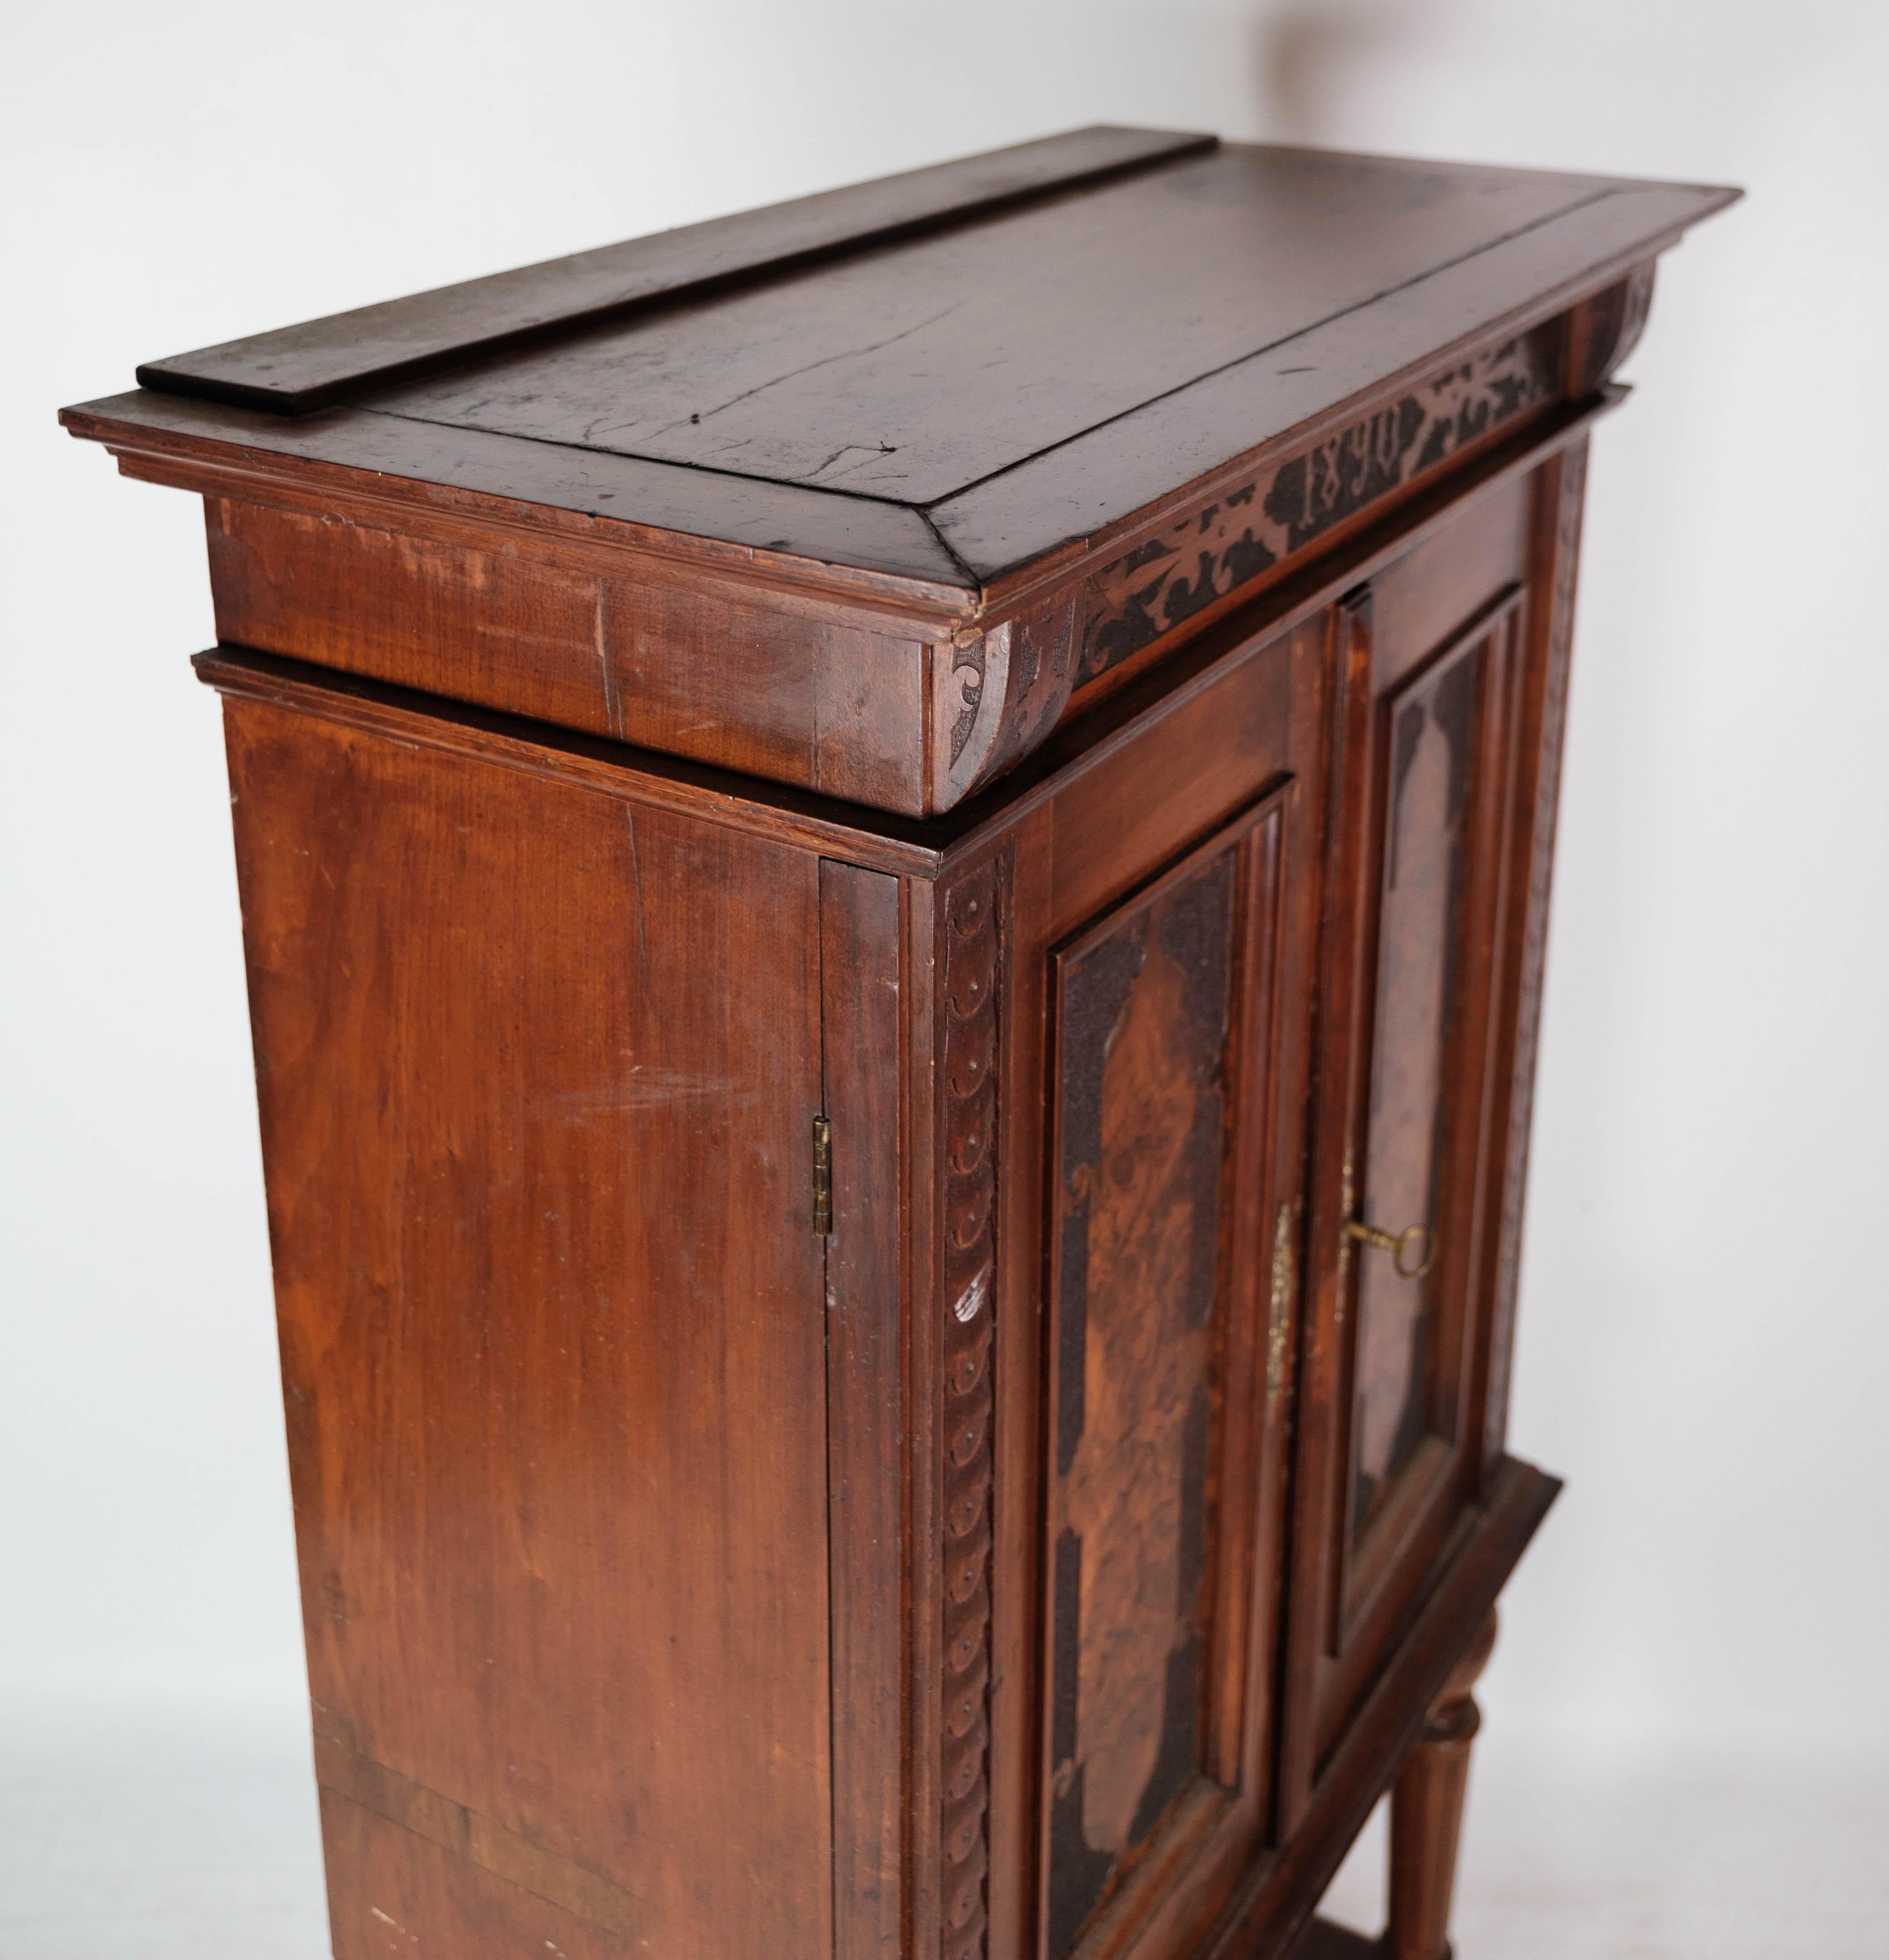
939, 860, 1000, 1960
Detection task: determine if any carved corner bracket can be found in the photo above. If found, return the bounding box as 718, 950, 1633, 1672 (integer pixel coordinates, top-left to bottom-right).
1567, 261, 1657, 396
934, 595, 1082, 813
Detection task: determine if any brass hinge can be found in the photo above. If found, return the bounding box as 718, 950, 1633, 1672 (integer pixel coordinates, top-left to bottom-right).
811, 1114, 833, 1236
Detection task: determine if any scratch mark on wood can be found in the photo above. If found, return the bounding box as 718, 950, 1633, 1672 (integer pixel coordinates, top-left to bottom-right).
642, 302, 967, 444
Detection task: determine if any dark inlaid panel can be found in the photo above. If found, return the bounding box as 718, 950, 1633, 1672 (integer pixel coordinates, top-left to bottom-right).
1045, 805, 1282, 1955
1350, 625, 1493, 1540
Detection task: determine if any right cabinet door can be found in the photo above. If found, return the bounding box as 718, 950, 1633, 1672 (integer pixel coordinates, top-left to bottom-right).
1283, 474, 1548, 1792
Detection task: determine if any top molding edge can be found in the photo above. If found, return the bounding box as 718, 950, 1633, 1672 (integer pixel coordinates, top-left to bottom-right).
134, 126, 1218, 416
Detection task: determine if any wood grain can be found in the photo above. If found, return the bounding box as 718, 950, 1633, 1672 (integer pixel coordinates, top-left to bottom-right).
321, 1791, 633, 1960
823, 862, 909, 1960
140, 127, 1216, 412
1043, 800, 1292, 1959
936, 180, 1734, 582
1386, 1611, 1498, 1960
366, 148, 1608, 508
66, 308, 1697, 823
65, 384, 978, 590
1480, 441, 1589, 1485
1047, 846, 1234, 1953
208, 495, 931, 809
1215, 1460, 1559, 1960
192, 645, 942, 877
1276, 465, 1546, 1834
226, 696, 833, 1955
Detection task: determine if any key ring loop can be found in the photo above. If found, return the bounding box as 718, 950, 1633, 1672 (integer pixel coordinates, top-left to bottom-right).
1391, 1222, 1435, 1282
1344, 1216, 1438, 1282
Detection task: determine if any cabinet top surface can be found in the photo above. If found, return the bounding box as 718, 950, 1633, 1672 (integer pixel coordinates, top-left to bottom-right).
66, 128, 1735, 595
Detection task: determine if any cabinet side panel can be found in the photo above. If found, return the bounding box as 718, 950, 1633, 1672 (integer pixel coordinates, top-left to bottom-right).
320, 1792, 635, 1960
225, 698, 834, 1959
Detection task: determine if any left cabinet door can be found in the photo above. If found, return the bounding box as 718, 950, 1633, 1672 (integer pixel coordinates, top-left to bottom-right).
223, 694, 842, 1960
1034, 776, 1308, 1960
986, 608, 1325, 1960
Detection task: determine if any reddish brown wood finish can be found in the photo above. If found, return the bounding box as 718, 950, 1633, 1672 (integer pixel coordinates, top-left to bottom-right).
62, 139, 1734, 817
1041, 800, 1284, 1955
939, 855, 1004, 1960
140, 127, 1216, 413
62, 131, 1733, 1960
822, 861, 909, 1960
224, 701, 834, 1955
1385, 1612, 1498, 1960
203, 494, 937, 811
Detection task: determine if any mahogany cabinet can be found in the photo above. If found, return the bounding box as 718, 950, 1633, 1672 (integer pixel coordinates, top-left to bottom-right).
61, 128, 1735, 1960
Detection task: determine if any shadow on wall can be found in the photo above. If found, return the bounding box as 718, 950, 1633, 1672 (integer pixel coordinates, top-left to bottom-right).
1251, 2, 1449, 144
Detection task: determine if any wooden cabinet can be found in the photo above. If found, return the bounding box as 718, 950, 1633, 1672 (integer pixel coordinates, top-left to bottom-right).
62, 128, 1734, 1960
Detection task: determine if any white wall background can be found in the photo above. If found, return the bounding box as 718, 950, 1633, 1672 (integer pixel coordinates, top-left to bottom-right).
5, 0, 1886, 1948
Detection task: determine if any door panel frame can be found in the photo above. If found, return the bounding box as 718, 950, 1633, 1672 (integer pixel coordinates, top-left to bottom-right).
1034, 784, 1293, 1960
980, 612, 1330, 1960
1330, 591, 1526, 1654
1279, 504, 1546, 1819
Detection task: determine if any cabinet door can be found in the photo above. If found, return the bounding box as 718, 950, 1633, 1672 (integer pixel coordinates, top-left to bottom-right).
1284, 532, 1535, 1783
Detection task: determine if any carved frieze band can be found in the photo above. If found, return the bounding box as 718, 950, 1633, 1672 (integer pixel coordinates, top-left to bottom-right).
939, 862, 1000, 1960
932, 305, 1632, 814
1073, 325, 1562, 691
1486, 442, 1588, 1466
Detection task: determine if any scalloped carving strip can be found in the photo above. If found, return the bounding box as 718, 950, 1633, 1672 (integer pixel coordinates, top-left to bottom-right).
939, 863, 999, 1960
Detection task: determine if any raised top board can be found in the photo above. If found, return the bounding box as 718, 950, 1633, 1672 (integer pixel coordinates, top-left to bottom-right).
136, 126, 1216, 415
66, 128, 1737, 597
368, 148, 1606, 506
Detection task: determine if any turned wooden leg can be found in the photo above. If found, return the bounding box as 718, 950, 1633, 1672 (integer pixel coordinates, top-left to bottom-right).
1386, 1610, 1498, 1960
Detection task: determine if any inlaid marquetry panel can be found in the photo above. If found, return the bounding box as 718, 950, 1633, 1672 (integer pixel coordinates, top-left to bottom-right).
1348, 637, 1480, 1534
1321, 584, 1529, 1658
1043, 797, 1289, 1958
